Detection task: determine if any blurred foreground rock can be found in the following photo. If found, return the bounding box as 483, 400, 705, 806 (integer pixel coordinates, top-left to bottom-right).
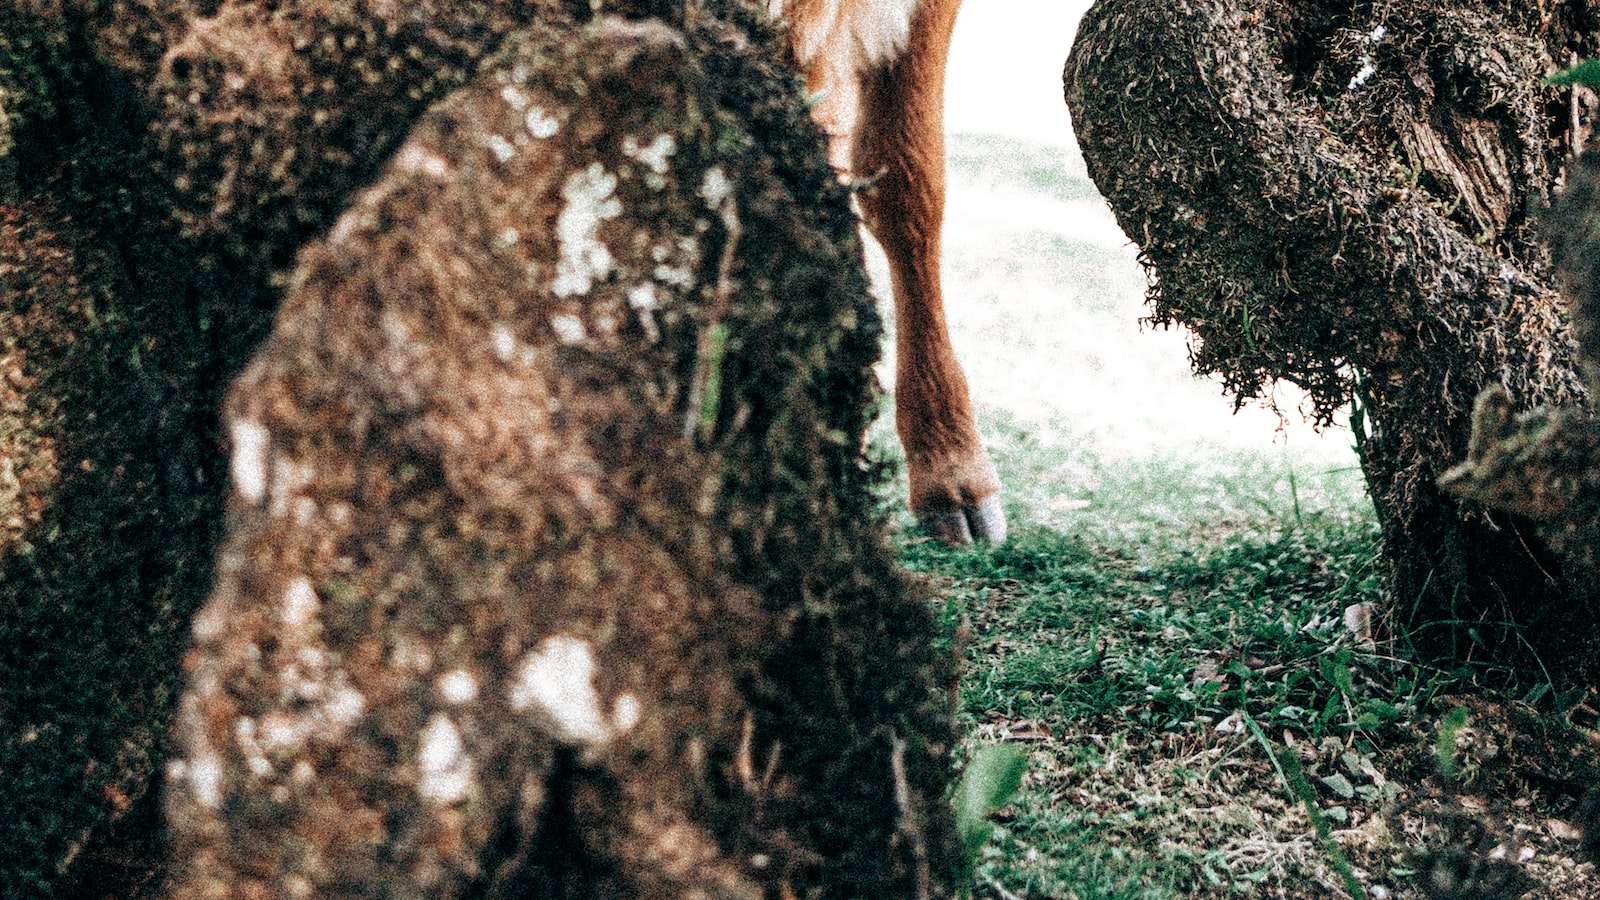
162, 9, 960, 900
3, 1, 959, 896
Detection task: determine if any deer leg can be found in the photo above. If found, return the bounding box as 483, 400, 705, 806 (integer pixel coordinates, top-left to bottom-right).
852, 0, 1003, 544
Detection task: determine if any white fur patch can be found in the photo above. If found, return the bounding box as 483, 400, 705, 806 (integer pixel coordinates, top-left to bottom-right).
186, 748, 224, 810
787, 0, 919, 69
393, 144, 452, 181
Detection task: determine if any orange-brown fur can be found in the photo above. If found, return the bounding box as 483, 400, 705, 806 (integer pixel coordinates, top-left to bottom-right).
778, 0, 1005, 543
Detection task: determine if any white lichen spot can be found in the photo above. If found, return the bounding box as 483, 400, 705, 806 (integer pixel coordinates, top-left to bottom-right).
1347, 60, 1378, 91
510, 635, 605, 741
391, 637, 434, 673
260, 712, 305, 753
525, 106, 560, 139
324, 684, 366, 728
280, 577, 320, 629
491, 323, 517, 362
290, 760, 316, 785
550, 314, 588, 344
229, 418, 269, 504
653, 264, 695, 288
509, 635, 641, 745
500, 83, 531, 110
499, 227, 520, 246
628, 284, 662, 342
380, 309, 414, 346
393, 144, 452, 181
187, 750, 224, 810
327, 502, 354, 526
623, 133, 676, 175
417, 713, 473, 804
613, 693, 642, 733
270, 456, 315, 518
437, 669, 479, 705
485, 133, 516, 163
628, 283, 660, 311
553, 164, 623, 297
699, 166, 733, 209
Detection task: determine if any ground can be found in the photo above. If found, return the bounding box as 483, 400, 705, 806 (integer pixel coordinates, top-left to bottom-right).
864, 8, 1600, 894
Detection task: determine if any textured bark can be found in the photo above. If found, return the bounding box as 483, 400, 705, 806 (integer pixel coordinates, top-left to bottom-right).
1442, 150, 1600, 597
2, 1, 959, 896
1065, 0, 1600, 677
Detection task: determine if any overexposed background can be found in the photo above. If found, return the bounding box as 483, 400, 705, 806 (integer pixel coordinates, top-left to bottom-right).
866, 0, 1363, 532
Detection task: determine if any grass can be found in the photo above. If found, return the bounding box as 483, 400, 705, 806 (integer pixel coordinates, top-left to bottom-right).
884, 426, 1401, 897
866, 127, 1600, 899
883, 433, 1600, 898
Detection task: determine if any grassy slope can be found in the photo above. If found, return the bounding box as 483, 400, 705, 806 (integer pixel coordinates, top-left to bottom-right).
867, 131, 1600, 899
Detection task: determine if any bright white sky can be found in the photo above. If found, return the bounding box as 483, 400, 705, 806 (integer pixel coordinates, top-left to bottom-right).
927, 0, 1357, 466
944, 1, 1089, 148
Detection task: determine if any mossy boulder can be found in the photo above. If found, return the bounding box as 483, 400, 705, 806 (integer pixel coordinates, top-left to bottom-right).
4, 0, 960, 896
164, 10, 959, 899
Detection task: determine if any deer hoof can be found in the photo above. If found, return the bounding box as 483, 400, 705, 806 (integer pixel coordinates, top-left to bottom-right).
917, 495, 1007, 546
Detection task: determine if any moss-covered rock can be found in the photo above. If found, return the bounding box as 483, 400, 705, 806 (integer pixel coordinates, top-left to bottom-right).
163, 10, 958, 898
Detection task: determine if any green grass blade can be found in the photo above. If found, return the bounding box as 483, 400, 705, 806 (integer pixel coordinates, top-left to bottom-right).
1244, 715, 1365, 898
1547, 59, 1600, 88
954, 743, 1029, 864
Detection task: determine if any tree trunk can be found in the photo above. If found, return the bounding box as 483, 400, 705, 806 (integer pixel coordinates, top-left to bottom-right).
1065, 0, 1600, 679
2, 1, 961, 896
1441, 150, 1600, 644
